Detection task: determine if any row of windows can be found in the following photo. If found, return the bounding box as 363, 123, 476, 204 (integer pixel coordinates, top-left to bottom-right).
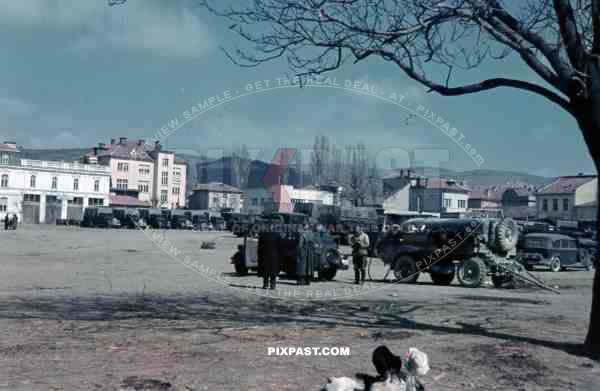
139, 166, 151, 176
138, 183, 149, 193
542, 198, 570, 212
1, 174, 100, 192
442, 198, 467, 209
117, 162, 129, 172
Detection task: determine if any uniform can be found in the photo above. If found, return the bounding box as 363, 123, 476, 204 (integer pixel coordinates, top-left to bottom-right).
258, 224, 281, 289
296, 230, 314, 285
351, 231, 370, 284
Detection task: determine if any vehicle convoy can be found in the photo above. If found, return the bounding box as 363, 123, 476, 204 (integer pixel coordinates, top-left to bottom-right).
375, 217, 558, 290
171, 210, 194, 230
231, 212, 346, 280
516, 233, 595, 272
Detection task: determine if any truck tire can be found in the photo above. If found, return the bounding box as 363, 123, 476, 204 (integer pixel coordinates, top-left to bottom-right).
393, 255, 419, 283
495, 218, 519, 252
457, 257, 486, 288
430, 271, 455, 285
549, 256, 561, 272
318, 267, 337, 281
235, 262, 248, 275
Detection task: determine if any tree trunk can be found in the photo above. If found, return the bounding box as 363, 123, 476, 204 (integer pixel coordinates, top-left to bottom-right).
575, 57, 600, 357
584, 175, 600, 358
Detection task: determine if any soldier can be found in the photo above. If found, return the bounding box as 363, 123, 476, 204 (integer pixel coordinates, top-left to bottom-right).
258, 222, 281, 290
4, 214, 8, 230
351, 224, 370, 285
296, 224, 312, 285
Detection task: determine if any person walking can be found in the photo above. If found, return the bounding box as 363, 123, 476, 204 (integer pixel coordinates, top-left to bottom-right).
351, 224, 370, 285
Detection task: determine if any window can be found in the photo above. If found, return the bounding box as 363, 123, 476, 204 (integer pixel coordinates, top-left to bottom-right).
30, 175, 36, 188
552, 198, 558, 211
0, 197, 7, 212
173, 168, 181, 177
51, 176, 57, 189
443, 198, 452, 208
1, 174, 8, 188
161, 171, 168, 185
94, 179, 100, 192
416, 196, 422, 211
162, 158, 169, 168
569, 240, 577, 249
252, 197, 258, 205
172, 187, 179, 195
23, 194, 40, 202
0, 153, 9, 165
138, 166, 151, 176
561, 239, 569, 248
160, 190, 168, 203
68, 197, 83, 205
88, 198, 104, 207
117, 162, 129, 172
542, 199, 548, 211
116, 179, 128, 190
458, 199, 466, 209
563, 198, 569, 211
138, 183, 149, 193
73, 178, 79, 191
213, 196, 219, 205
553, 240, 561, 248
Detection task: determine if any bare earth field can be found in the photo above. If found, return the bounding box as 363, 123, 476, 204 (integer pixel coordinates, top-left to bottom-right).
0, 226, 599, 391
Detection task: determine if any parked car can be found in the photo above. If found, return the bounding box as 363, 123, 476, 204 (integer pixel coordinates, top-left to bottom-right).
234, 212, 344, 280
210, 215, 226, 230
516, 233, 594, 271
191, 210, 210, 230
96, 207, 121, 228
171, 210, 194, 229
81, 207, 98, 227
122, 208, 146, 229
147, 209, 168, 229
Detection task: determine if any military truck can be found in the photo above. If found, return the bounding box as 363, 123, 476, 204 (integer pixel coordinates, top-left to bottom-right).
232, 212, 345, 280
376, 217, 520, 288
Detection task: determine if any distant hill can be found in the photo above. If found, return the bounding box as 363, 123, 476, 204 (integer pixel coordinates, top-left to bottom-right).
19, 148, 89, 162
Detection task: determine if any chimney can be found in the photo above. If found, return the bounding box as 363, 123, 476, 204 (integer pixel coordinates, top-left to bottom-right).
98, 142, 105, 149
119, 137, 127, 144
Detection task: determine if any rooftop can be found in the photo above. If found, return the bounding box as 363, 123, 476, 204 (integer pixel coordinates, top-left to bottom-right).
536, 174, 596, 195
422, 178, 470, 193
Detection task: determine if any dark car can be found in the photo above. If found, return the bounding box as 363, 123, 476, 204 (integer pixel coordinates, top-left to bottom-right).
96, 207, 121, 228
147, 208, 168, 229
191, 210, 210, 230
233, 213, 344, 280
123, 208, 147, 229
517, 233, 594, 271
376, 217, 520, 288
81, 207, 98, 227
171, 210, 194, 229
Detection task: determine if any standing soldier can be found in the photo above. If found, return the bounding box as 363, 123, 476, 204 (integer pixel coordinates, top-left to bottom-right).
296, 223, 314, 285
258, 222, 281, 290
351, 224, 370, 285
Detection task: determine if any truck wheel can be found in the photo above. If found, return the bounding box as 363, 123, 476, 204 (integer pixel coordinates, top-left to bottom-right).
549, 257, 561, 272
234, 262, 248, 275
458, 257, 486, 288
430, 271, 455, 285
393, 255, 419, 283
319, 267, 337, 281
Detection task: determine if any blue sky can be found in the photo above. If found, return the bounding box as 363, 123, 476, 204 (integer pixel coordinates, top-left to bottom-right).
0, 0, 596, 178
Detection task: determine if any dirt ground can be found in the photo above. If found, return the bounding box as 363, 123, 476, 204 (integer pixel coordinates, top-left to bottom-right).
0, 226, 599, 390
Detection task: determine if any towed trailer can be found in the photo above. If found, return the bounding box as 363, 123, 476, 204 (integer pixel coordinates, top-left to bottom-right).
376, 217, 560, 293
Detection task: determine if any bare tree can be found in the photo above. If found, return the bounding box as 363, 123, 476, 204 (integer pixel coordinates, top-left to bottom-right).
348, 143, 369, 206
311, 134, 333, 185
111, 0, 600, 356
194, 0, 600, 358
230, 145, 252, 189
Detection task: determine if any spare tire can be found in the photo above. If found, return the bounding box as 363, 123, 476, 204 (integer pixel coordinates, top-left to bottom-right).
495, 218, 519, 252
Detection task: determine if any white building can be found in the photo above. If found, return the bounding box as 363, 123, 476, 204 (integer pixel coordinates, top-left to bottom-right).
0, 142, 111, 224
536, 174, 597, 223
83, 137, 187, 209
188, 182, 244, 212
409, 178, 470, 214
243, 184, 341, 213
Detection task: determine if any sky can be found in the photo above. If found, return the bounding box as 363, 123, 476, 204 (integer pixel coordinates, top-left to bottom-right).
0, 0, 596, 178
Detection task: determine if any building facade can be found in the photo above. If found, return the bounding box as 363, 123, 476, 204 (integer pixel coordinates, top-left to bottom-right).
83, 137, 187, 209
189, 182, 244, 212
501, 187, 537, 219
409, 178, 470, 214
0, 142, 111, 224
381, 173, 412, 214
243, 184, 341, 213
536, 174, 597, 222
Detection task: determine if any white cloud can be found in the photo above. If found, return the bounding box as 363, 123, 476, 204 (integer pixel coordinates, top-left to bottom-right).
0, 0, 212, 58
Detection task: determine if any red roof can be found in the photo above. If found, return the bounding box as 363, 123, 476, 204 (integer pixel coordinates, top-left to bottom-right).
424, 178, 470, 193
109, 195, 151, 207
536, 175, 596, 195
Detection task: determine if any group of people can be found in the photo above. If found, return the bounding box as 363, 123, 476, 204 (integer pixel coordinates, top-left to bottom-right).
3, 213, 18, 230
255, 221, 372, 290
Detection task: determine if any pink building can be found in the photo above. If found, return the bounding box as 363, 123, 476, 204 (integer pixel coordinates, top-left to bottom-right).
83, 137, 187, 209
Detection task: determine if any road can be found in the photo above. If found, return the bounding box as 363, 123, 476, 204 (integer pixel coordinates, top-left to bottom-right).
0, 226, 598, 390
